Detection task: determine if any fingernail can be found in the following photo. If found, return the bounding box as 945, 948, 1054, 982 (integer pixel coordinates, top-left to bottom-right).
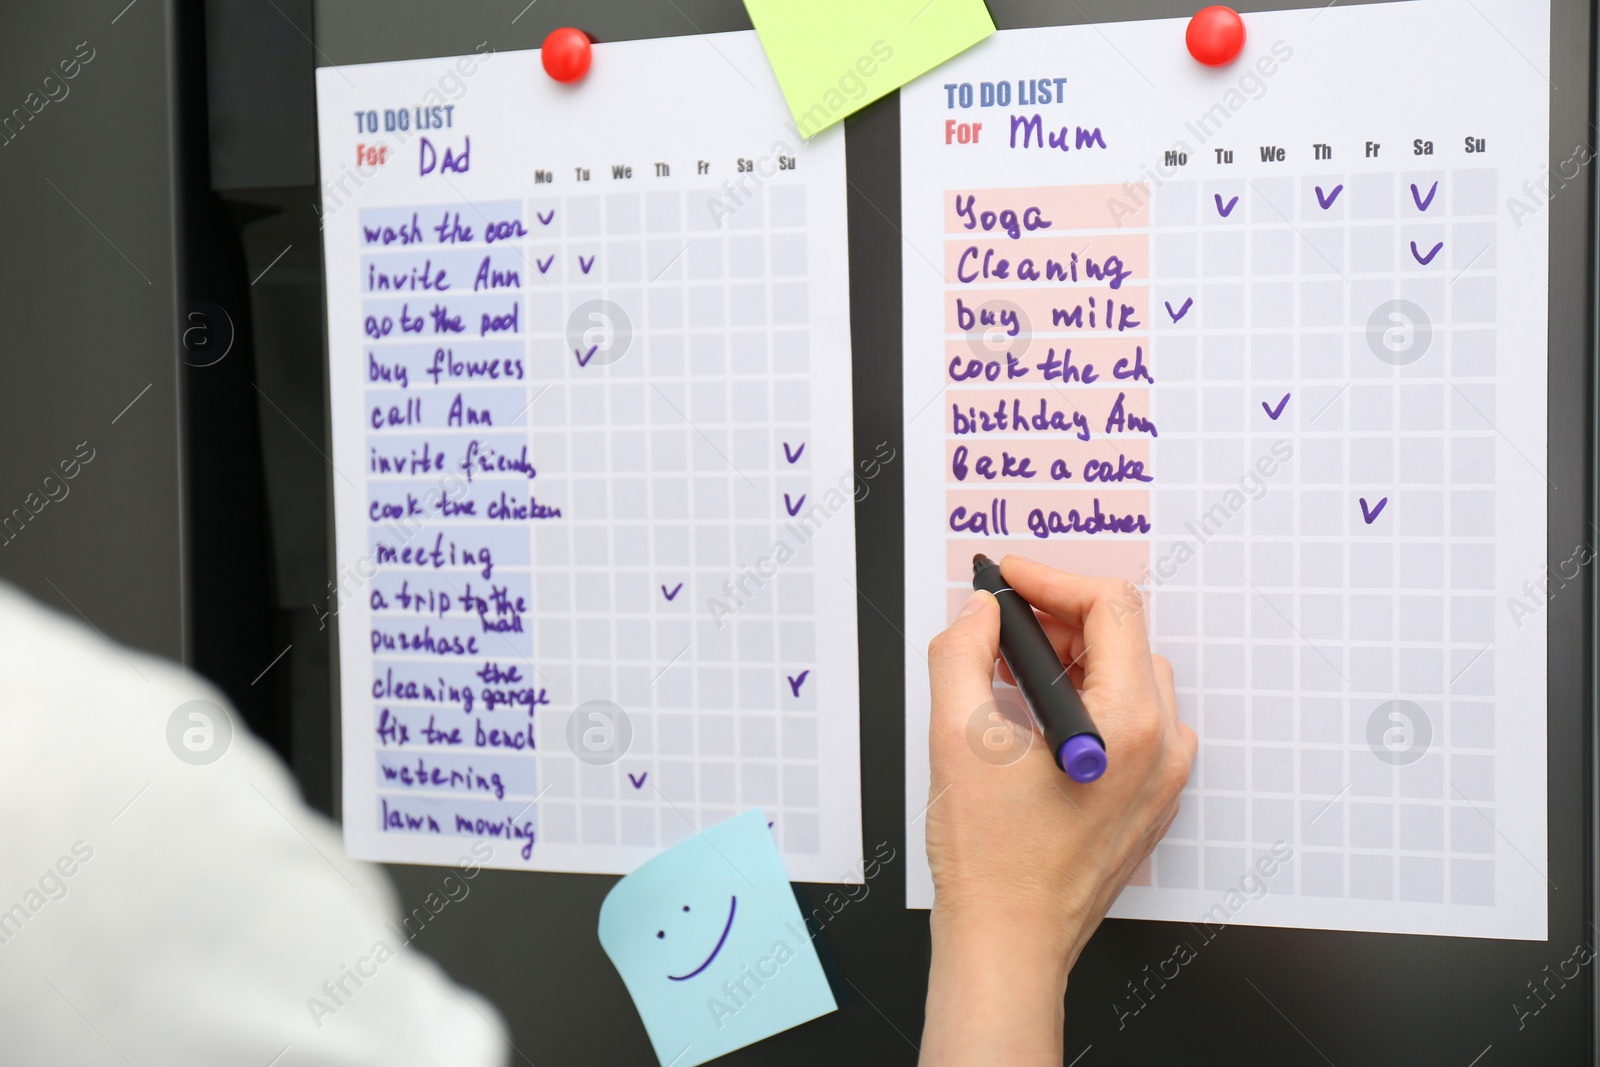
1000, 553, 1032, 565
956, 590, 990, 618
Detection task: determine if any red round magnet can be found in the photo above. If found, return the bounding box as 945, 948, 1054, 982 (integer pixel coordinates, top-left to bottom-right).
1186, 6, 1246, 67
542, 27, 592, 83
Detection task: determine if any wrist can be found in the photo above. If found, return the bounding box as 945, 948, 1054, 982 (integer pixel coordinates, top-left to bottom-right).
920, 906, 1081, 1066
931, 883, 1088, 973
930, 903, 1077, 996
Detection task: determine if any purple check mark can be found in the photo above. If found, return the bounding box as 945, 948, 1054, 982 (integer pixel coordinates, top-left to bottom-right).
627, 772, 647, 789
575, 345, 598, 367
1314, 184, 1343, 210
783, 493, 806, 516
1214, 194, 1239, 217
1410, 241, 1443, 265
1262, 393, 1291, 420
786, 671, 810, 697
782, 441, 805, 464
537, 210, 555, 225
662, 582, 683, 601
1359, 496, 1388, 524
1410, 181, 1438, 212
578, 255, 595, 274
1164, 297, 1193, 323
536, 255, 555, 274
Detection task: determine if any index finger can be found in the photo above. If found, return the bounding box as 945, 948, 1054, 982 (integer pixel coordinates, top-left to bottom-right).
998, 555, 1154, 684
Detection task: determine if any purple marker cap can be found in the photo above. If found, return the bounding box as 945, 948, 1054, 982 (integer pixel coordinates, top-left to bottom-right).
1057, 735, 1107, 783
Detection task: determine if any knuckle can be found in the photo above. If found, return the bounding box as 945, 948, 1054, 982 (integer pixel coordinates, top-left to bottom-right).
1178, 723, 1199, 759
1151, 757, 1190, 805
1099, 576, 1141, 606
1086, 574, 1121, 599
1099, 582, 1149, 631
1167, 748, 1194, 790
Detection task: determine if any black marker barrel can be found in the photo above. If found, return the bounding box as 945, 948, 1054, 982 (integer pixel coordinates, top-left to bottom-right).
971, 554, 1107, 782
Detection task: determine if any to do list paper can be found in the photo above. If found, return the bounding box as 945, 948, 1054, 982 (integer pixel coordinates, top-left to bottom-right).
901, 1, 1549, 937
315, 32, 863, 881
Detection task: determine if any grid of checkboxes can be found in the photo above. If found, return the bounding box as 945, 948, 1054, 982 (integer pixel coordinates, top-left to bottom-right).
1144, 168, 1501, 905
514, 184, 826, 857
357, 182, 830, 863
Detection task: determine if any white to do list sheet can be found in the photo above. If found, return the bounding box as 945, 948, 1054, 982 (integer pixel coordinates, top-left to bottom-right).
316, 32, 863, 881
901, 1, 1549, 937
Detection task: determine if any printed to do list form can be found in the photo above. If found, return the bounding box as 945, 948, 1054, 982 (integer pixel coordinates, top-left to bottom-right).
315, 32, 865, 881
902, 0, 1550, 938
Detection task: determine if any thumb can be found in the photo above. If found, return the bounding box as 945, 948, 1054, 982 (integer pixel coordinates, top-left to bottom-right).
927, 590, 1001, 735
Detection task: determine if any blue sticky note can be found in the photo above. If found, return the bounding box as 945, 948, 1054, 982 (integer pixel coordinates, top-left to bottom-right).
598, 808, 836, 1066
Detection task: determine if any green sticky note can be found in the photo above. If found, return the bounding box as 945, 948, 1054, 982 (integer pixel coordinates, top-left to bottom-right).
743, 0, 995, 136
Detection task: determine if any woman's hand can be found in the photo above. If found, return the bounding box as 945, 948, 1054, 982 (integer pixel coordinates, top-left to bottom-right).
919, 557, 1196, 1066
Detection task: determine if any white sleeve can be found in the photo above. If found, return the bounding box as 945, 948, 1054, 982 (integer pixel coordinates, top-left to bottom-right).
0, 584, 509, 1067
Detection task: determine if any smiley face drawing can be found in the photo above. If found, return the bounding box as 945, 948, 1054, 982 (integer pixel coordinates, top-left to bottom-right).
662, 897, 737, 981
598, 809, 837, 1067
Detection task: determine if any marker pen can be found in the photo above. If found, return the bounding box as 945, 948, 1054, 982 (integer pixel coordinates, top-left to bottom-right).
971, 554, 1107, 782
